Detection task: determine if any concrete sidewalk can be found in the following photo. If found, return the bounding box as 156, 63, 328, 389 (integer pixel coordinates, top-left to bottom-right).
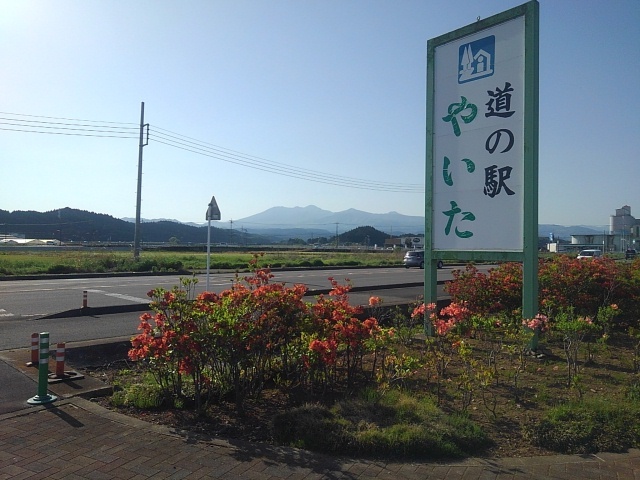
2, 344, 640, 479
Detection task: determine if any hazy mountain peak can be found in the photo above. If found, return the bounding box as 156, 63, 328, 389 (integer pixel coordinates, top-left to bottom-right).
231, 206, 425, 235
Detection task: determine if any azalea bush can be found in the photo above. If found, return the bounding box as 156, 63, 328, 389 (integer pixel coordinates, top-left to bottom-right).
409, 303, 541, 408
306, 278, 386, 391
553, 308, 600, 392
538, 255, 620, 318
410, 256, 637, 407
616, 258, 640, 322
128, 256, 393, 413
445, 262, 523, 319
121, 253, 640, 458
445, 256, 640, 327
410, 302, 473, 405
439, 256, 639, 398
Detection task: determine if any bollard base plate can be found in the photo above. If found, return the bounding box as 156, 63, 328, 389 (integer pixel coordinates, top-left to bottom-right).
48, 371, 85, 384
27, 394, 57, 405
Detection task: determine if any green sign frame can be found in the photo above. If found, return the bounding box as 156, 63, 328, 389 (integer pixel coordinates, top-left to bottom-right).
425, 1, 539, 335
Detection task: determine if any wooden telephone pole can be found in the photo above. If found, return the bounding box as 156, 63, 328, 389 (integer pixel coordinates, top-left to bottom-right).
133, 102, 148, 260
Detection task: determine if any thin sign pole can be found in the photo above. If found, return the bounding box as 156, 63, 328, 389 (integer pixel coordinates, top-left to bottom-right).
205, 196, 221, 291
206, 218, 211, 291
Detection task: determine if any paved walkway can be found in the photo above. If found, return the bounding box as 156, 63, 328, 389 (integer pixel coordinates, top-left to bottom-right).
2, 343, 640, 479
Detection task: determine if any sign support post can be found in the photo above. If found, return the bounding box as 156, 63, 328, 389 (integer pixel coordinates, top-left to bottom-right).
206, 196, 221, 292
522, 3, 540, 347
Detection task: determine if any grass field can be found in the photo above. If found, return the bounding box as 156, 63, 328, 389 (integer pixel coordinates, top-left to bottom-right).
0, 248, 406, 276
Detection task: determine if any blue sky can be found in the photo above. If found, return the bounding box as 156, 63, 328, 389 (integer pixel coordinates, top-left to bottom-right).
1, 0, 638, 228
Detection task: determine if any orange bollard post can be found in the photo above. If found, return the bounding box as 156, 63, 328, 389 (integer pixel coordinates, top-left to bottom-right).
82, 290, 88, 309
55, 343, 65, 378
28, 333, 39, 367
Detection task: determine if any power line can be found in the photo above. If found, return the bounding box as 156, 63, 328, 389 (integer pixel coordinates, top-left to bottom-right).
0, 110, 424, 193
0, 111, 137, 125
149, 124, 424, 193
0, 118, 135, 133
0, 112, 138, 138
151, 135, 422, 192
149, 134, 420, 191
150, 124, 422, 189
0, 121, 137, 135
0, 127, 138, 139
0, 117, 138, 131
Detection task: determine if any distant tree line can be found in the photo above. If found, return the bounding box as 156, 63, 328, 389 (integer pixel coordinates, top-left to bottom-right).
0, 208, 237, 244
0, 209, 394, 247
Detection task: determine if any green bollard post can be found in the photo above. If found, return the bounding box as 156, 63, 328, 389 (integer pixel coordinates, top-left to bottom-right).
27, 332, 57, 405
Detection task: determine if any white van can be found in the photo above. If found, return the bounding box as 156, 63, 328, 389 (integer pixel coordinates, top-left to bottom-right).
577, 249, 602, 259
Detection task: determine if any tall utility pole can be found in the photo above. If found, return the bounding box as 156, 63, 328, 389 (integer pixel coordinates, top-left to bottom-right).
335, 223, 339, 248
133, 102, 148, 260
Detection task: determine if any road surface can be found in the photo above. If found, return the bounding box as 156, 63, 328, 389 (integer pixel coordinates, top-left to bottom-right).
0, 266, 469, 350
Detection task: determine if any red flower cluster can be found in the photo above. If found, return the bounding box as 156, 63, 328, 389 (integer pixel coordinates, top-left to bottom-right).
430, 303, 469, 335
411, 302, 469, 336
522, 313, 550, 333
309, 338, 338, 365
445, 256, 639, 325
128, 262, 391, 408
307, 276, 384, 384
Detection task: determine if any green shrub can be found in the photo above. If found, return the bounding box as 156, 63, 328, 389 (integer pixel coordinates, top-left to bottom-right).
214, 262, 234, 269
109, 389, 127, 407
524, 399, 640, 453
628, 382, 640, 402
342, 260, 360, 266
47, 264, 78, 274
132, 259, 156, 272
355, 423, 462, 458
444, 413, 487, 452
272, 390, 487, 459
110, 383, 166, 409
271, 403, 351, 453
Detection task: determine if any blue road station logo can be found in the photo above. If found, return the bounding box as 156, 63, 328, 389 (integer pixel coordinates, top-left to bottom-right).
458, 35, 495, 84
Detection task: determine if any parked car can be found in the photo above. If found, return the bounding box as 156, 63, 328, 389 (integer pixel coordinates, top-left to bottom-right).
403, 250, 444, 269
576, 249, 602, 260
626, 249, 638, 260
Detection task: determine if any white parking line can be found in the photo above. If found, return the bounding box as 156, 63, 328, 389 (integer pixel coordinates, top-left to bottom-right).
0, 309, 14, 317
85, 289, 149, 304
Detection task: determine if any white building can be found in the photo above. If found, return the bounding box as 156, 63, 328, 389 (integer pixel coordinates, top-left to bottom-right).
548, 205, 638, 253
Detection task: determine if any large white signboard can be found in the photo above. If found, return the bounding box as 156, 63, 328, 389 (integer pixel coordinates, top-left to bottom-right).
432, 17, 525, 251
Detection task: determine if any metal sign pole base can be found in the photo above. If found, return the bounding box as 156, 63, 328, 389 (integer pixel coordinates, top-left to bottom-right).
27, 394, 57, 405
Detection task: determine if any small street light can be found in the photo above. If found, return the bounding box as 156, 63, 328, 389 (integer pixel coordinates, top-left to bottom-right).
206, 196, 221, 292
